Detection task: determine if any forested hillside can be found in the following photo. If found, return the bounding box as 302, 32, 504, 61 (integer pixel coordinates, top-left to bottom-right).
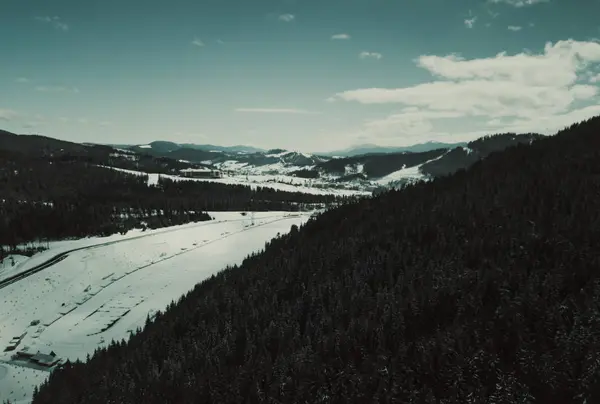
314, 132, 541, 181
420, 132, 543, 177
0, 149, 346, 260
0, 129, 207, 175
29, 116, 600, 404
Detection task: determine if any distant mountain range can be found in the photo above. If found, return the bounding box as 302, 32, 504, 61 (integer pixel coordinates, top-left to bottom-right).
109, 140, 467, 158
318, 141, 469, 157
2, 129, 545, 194
110, 141, 265, 155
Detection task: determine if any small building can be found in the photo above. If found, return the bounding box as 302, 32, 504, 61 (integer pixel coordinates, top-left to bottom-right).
4, 333, 26, 351
15, 348, 35, 359
31, 351, 60, 367
180, 167, 223, 179
4, 343, 18, 352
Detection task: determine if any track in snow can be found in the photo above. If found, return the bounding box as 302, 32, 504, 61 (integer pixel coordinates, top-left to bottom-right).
0, 214, 287, 290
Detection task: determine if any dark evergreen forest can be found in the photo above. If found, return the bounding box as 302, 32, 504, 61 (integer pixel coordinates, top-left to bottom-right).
27, 116, 600, 404
0, 151, 346, 261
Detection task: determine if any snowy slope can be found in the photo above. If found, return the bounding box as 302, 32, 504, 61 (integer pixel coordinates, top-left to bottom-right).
0, 212, 310, 403
374, 153, 446, 186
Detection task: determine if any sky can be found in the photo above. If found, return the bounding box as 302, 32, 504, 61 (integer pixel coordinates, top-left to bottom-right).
2, 0, 600, 152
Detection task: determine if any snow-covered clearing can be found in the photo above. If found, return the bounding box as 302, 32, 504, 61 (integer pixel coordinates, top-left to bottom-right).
0, 212, 269, 283
0, 255, 30, 281
375, 164, 424, 184
375, 153, 447, 185
99, 165, 370, 196
0, 212, 310, 403
0, 363, 47, 404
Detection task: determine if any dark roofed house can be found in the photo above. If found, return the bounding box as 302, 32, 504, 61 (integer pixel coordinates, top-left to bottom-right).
16, 348, 34, 358
31, 351, 60, 367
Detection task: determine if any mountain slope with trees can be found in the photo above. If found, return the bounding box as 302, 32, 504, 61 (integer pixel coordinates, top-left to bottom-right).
0, 129, 213, 175
0, 142, 348, 262
420, 132, 543, 177
29, 116, 600, 403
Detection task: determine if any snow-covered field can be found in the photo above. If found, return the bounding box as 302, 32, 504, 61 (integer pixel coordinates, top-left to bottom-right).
0, 363, 47, 404
0, 211, 311, 403
99, 165, 372, 196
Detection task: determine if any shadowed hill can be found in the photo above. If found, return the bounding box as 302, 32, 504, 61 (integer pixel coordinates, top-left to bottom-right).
314, 133, 542, 181
30, 115, 600, 403
420, 132, 544, 177
0, 129, 214, 175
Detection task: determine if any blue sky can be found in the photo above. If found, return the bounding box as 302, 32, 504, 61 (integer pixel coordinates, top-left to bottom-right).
2, 0, 600, 152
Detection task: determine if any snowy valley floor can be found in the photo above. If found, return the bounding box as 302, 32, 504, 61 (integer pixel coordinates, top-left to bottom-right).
0, 211, 311, 403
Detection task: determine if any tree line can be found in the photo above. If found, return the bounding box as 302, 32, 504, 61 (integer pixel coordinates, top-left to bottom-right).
0, 154, 348, 261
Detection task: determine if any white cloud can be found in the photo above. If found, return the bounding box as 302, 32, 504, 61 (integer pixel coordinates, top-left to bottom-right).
489, 0, 549, 7
35, 16, 69, 31
330, 39, 600, 142
363, 109, 464, 138
192, 38, 204, 47
15, 77, 29, 83
99, 121, 112, 126
464, 17, 477, 29
590, 73, 600, 83
78, 118, 88, 124
359, 51, 382, 60
35, 86, 79, 93
0, 109, 18, 121
508, 25, 522, 31
235, 108, 319, 114
331, 33, 350, 40
278, 14, 295, 22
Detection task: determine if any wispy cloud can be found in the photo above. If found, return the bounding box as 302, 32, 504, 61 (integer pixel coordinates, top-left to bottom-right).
15, 77, 29, 83
488, 9, 500, 18
278, 14, 295, 22
590, 73, 600, 83
216, 39, 225, 44
192, 38, 205, 47
331, 33, 351, 40
0, 109, 18, 121
464, 17, 477, 29
235, 108, 319, 114
359, 51, 383, 60
23, 121, 43, 129
35, 86, 79, 93
78, 118, 89, 124
489, 0, 549, 7
35, 16, 69, 31
508, 25, 522, 31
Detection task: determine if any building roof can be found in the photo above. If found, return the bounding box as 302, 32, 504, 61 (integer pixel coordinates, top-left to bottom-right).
32, 353, 59, 365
